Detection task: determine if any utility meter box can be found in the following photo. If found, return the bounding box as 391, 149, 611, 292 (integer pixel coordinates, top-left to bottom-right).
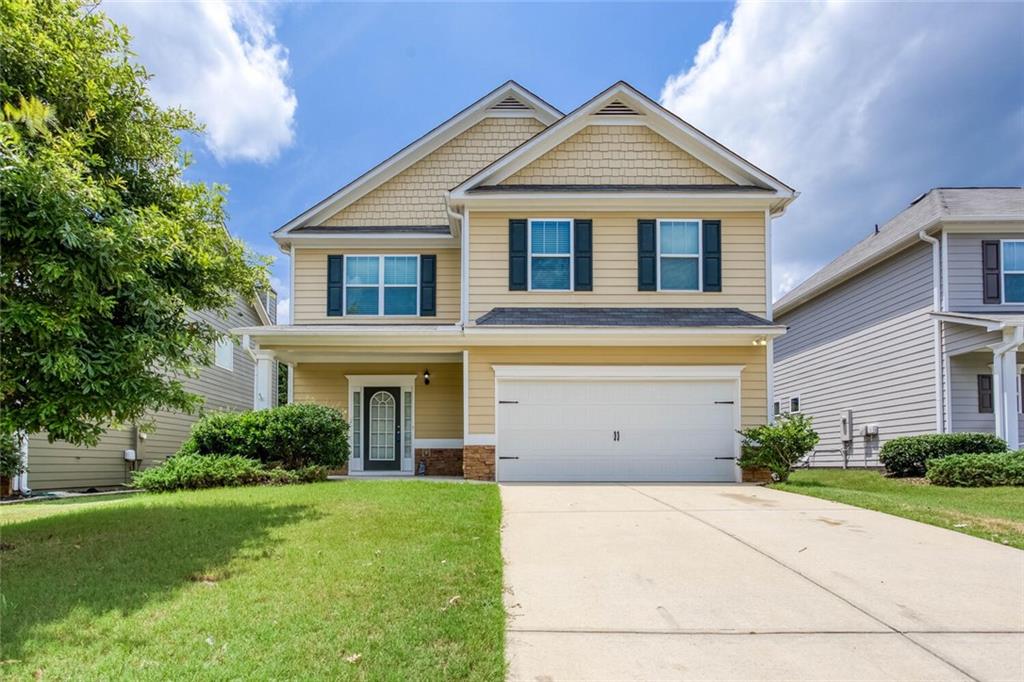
861, 424, 879, 438
123, 449, 137, 462
839, 410, 854, 443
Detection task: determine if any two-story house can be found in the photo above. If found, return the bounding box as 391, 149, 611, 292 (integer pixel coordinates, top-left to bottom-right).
774, 187, 1024, 467
238, 81, 796, 482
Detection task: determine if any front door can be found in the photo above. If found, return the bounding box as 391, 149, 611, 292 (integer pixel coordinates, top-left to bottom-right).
363, 387, 401, 471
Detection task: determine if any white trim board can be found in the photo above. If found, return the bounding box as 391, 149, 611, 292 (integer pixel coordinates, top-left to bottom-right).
491, 364, 744, 380
346, 374, 417, 475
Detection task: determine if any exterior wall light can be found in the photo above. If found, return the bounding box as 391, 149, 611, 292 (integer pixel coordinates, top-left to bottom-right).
423, 368, 431, 385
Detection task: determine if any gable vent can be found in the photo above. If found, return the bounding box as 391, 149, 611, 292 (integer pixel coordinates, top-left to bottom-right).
595, 99, 641, 116
492, 96, 530, 111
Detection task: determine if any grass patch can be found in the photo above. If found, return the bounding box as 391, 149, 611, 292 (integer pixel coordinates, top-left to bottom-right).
774, 469, 1024, 549
0, 481, 504, 680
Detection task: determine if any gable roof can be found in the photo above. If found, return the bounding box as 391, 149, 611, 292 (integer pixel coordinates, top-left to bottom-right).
774, 187, 1024, 316
449, 81, 795, 207
273, 81, 561, 240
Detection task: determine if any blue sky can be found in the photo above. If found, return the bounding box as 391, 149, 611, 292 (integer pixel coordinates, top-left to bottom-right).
104, 1, 1023, 321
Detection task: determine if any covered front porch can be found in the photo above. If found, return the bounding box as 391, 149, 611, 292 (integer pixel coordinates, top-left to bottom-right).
938, 313, 1024, 448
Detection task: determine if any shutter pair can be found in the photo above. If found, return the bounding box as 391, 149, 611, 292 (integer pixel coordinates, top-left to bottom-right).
508, 219, 592, 291
326, 255, 437, 316
637, 220, 722, 292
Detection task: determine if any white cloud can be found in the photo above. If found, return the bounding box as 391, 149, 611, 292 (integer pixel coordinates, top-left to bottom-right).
661, 1, 1024, 299
269, 274, 289, 324
104, 1, 297, 163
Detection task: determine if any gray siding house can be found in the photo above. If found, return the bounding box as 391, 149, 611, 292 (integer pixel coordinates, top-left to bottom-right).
773, 188, 1023, 466
24, 292, 278, 491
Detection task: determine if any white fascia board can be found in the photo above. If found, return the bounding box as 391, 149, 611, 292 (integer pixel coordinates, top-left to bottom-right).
493, 364, 744, 380
931, 312, 1024, 332
458, 193, 780, 213
463, 325, 786, 347
274, 82, 561, 239
451, 81, 795, 200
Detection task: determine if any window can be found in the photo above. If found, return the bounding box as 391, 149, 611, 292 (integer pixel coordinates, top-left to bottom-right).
772, 401, 781, 417
344, 255, 419, 316
214, 337, 233, 371
1003, 240, 1024, 303
658, 219, 701, 290
790, 396, 801, 413
529, 219, 572, 290
978, 374, 994, 414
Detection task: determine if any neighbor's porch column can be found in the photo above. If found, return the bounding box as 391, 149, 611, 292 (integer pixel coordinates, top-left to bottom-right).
998, 349, 1020, 449
254, 350, 275, 410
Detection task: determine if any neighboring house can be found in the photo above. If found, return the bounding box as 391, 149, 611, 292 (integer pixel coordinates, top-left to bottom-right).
23, 291, 277, 491
774, 188, 1024, 467
237, 81, 796, 482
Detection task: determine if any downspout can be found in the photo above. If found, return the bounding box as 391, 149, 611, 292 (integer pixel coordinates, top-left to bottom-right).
918, 231, 945, 432
765, 208, 775, 423
445, 193, 468, 329
14, 431, 29, 495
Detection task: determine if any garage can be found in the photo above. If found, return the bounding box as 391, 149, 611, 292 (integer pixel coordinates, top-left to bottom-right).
494, 365, 742, 482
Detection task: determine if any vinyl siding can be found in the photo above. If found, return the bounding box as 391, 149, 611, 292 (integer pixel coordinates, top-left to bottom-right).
948, 350, 1024, 436
499, 125, 733, 186
466, 345, 767, 435
291, 362, 462, 439
323, 118, 545, 227
946, 229, 1024, 313
774, 242, 937, 467
468, 211, 766, 320
27, 296, 270, 490
292, 247, 460, 325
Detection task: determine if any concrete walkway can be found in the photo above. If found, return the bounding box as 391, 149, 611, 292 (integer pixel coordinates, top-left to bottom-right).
501, 484, 1024, 681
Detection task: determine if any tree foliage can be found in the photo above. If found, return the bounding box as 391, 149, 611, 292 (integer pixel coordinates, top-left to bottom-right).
737, 413, 820, 482
0, 0, 268, 445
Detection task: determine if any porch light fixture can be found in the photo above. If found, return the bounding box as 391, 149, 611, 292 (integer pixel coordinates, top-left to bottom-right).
423, 368, 431, 385
752, 337, 768, 346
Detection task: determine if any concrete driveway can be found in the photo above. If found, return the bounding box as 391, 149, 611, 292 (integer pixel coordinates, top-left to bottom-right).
501, 484, 1024, 682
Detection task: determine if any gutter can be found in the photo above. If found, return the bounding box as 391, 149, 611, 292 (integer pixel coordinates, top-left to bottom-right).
445, 192, 468, 329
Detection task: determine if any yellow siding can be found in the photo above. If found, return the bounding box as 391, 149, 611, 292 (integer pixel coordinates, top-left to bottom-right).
324, 118, 545, 227
468, 211, 766, 319
500, 125, 733, 186
466, 346, 767, 435
292, 247, 460, 324
292, 362, 462, 439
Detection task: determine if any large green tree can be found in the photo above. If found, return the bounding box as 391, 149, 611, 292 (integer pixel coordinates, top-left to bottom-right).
0, 0, 268, 445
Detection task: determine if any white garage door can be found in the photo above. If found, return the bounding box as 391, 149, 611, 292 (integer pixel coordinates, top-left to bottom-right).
496, 368, 740, 482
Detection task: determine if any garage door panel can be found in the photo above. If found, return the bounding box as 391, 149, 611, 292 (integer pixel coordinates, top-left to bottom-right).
497, 375, 739, 482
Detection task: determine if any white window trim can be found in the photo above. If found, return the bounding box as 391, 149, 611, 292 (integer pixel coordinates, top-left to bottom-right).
1001, 239, 1024, 304
772, 400, 781, 417
527, 218, 574, 292
656, 218, 702, 292
214, 337, 234, 371
789, 395, 801, 414
343, 254, 420, 317
345, 374, 416, 475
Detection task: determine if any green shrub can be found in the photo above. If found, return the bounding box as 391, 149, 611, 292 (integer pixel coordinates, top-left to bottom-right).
926, 450, 1024, 487
879, 433, 1006, 477
181, 404, 349, 469
131, 454, 328, 492
0, 433, 24, 479
737, 413, 820, 482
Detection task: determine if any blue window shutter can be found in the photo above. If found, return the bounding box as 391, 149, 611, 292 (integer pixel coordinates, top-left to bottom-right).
509, 219, 528, 291
637, 220, 657, 291
419, 255, 436, 316
573, 219, 592, 291
327, 255, 344, 316
982, 240, 1000, 304
702, 220, 722, 292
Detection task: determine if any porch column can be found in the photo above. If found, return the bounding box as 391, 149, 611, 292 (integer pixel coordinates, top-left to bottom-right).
998, 349, 1019, 449
254, 350, 275, 410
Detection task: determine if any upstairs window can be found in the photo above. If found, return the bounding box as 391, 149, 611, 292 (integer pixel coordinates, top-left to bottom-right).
529, 219, 572, 290
658, 219, 701, 291
1003, 240, 1024, 303
214, 337, 233, 371
790, 396, 801, 413
345, 255, 419, 316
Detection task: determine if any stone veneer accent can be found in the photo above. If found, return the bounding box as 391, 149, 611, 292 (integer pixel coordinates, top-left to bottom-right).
741, 466, 773, 484
415, 448, 464, 477
463, 445, 495, 481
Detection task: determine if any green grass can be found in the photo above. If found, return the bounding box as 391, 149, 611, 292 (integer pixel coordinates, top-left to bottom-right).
0, 481, 505, 680
773, 469, 1024, 549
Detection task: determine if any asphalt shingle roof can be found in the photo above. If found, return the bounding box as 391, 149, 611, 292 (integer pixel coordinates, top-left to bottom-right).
475, 307, 773, 327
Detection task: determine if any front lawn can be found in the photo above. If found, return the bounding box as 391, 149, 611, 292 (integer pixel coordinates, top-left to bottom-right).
773, 469, 1024, 549
0, 481, 504, 680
